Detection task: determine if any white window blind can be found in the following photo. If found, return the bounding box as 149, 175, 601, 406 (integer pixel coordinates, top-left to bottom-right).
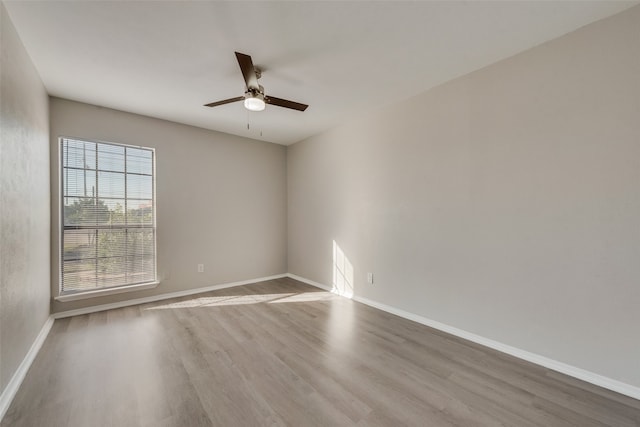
60, 138, 156, 293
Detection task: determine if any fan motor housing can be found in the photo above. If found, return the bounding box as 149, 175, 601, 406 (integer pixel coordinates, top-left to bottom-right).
245, 85, 265, 99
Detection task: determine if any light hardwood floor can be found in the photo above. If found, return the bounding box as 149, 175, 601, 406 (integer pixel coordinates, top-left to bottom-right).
3, 278, 639, 426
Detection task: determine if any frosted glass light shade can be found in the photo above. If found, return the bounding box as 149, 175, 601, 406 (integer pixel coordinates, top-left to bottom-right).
244, 97, 265, 111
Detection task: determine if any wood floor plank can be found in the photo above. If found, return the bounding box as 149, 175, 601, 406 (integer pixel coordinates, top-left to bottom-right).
2, 278, 639, 426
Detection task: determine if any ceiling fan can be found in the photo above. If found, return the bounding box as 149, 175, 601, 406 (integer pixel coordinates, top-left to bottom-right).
204, 52, 308, 112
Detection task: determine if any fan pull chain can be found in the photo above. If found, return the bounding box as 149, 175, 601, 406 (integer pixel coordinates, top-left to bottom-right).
244, 110, 262, 136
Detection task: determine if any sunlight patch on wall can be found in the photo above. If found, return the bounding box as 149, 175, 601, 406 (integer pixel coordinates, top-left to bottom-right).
333, 240, 354, 298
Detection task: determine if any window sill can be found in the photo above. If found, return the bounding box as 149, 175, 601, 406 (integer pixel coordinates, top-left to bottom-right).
55, 281, 159, 302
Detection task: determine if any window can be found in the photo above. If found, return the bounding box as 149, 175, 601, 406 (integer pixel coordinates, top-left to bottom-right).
60, 137, 156, 295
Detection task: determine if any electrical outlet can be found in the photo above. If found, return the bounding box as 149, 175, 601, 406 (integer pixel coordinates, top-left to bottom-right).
197, 264, 204, 273
367, 272, 374, 284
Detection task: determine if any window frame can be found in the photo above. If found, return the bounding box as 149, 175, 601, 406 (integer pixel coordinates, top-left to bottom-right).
56, 136, 158, 301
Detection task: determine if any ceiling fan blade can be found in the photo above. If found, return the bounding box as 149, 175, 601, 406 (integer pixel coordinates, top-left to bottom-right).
203, 96, 244, 108
235, 52, 259, 90
265, 96, 308, 111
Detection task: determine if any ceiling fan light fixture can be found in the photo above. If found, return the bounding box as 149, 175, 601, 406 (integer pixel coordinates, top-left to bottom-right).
244, 93, 266, 111
204, 52, 308, 113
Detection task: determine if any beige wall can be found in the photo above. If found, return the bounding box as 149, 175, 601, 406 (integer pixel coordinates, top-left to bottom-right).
0, 3, 51, 392
288, 6, 640, 387
50, 98, 287, 313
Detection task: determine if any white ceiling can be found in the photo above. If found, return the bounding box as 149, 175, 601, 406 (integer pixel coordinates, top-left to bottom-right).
4, 1, 637, 145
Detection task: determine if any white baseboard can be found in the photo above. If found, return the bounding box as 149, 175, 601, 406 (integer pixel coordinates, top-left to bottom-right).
287, 273, 333, 291
286, 273, 640, 401
53, 273, 287, 319
0, 316, 54, 422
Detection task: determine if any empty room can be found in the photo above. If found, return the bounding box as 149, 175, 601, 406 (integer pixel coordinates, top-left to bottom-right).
1, 1, 639, 426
